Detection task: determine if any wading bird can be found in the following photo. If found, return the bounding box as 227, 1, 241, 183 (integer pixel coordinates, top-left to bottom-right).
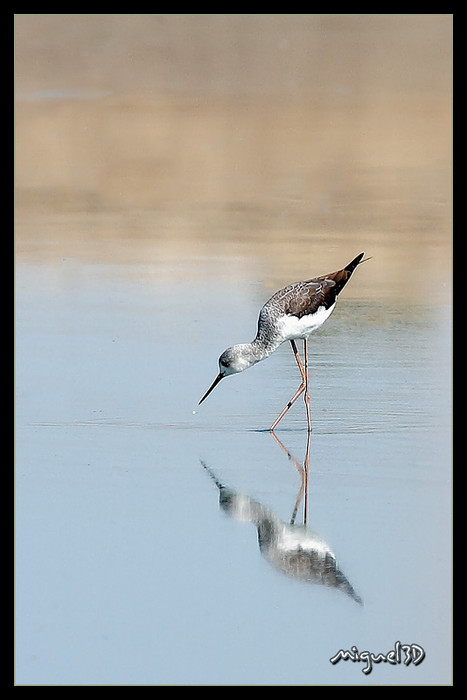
199, 252, 367, 431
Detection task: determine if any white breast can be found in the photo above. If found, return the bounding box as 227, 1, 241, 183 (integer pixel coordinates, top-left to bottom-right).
277, 302, 336, 341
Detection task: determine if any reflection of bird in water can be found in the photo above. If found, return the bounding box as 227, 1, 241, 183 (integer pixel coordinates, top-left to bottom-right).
201, 443, 363, 606
199, 253, 368, 432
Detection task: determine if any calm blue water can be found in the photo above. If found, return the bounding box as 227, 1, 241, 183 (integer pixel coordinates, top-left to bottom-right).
15, 259, 451, 685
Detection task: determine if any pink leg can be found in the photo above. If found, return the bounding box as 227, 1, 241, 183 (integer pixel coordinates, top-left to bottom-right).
303, 339, 312, 433
270, 340, 309, 431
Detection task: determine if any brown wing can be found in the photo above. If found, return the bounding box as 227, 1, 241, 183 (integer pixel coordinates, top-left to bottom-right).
283, 278, 338, 319
262, 277, 337, 321
261, 253, 364, 322
289, 260, 360, 318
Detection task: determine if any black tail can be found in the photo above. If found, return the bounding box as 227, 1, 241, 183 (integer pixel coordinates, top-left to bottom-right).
323, 252, 368, 298
345, 252, 365, 274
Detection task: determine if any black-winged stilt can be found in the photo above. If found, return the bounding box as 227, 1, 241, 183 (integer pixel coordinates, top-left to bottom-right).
199, 252, 368, 431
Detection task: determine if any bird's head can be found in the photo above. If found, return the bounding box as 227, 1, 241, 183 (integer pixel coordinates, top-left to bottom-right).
198, 344, 255, 405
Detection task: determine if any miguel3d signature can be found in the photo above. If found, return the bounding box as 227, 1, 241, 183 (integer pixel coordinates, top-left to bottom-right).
329, 641, 425, 675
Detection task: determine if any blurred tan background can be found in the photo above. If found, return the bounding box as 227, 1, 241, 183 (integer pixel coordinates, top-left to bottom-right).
14, 14, 452, 302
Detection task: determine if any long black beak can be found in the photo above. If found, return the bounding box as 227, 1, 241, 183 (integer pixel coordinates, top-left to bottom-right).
199, 372, 224, 405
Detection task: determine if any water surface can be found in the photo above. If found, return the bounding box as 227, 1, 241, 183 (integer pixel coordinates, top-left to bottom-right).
15, 14, 452, 686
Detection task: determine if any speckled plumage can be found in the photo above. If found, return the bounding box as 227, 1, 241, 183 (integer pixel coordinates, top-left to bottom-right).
199, 252, 366, 430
